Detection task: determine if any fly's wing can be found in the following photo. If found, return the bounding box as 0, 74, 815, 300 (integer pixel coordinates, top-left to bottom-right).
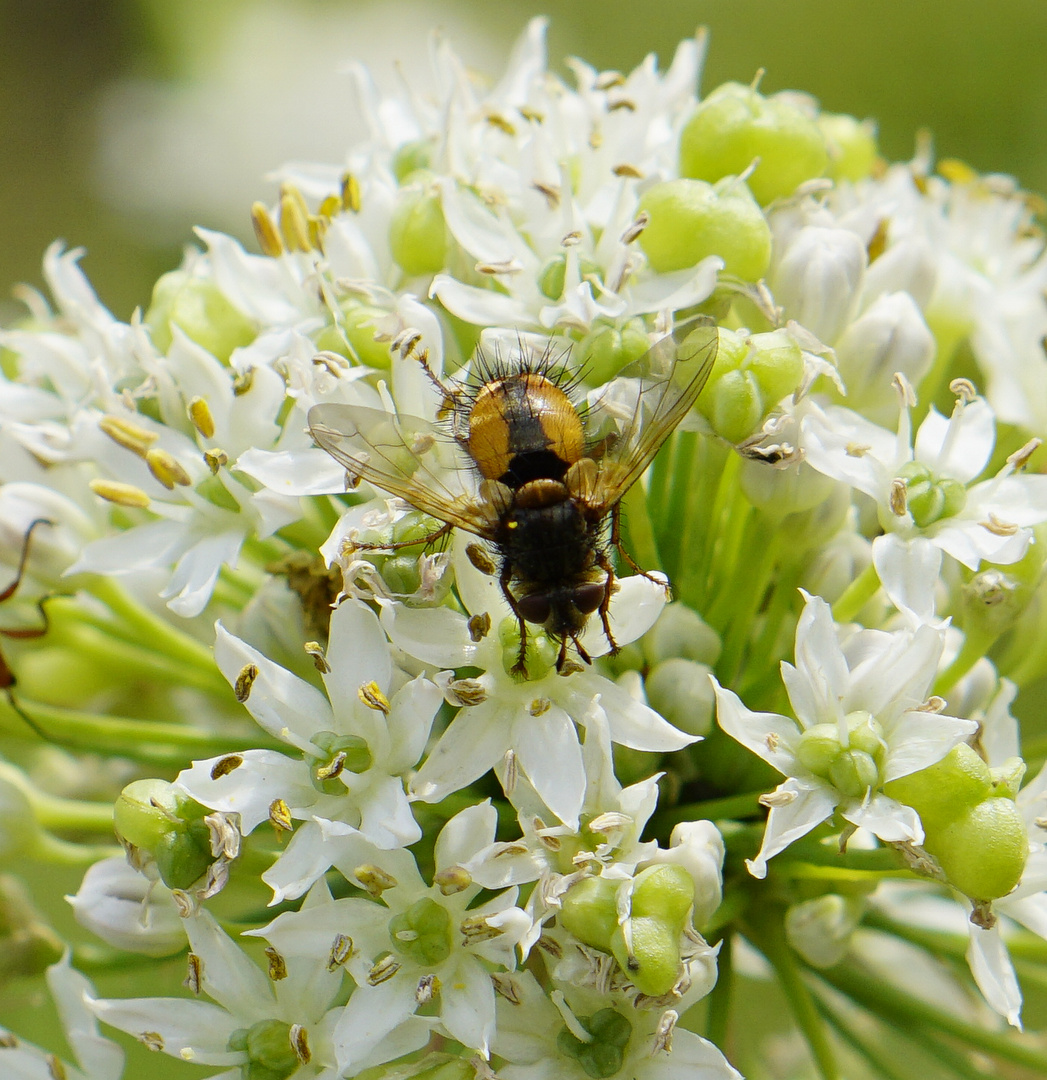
308, 402, 496, 538
582, 319, 718, 509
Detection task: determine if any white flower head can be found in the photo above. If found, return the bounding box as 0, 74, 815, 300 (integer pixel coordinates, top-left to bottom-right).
714, 592, 978, 877
176, 599, 442, 904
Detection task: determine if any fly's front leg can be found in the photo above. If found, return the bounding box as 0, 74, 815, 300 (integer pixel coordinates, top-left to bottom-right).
498, 562, 529, 677
353, 520, 453, 552
595, 549, 620, 657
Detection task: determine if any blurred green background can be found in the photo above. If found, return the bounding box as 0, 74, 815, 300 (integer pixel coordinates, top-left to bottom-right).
3, 1, 1047, 1075
3, 0, 1047, 321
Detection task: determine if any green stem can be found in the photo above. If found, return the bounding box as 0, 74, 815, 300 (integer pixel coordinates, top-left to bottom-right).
702, 503, 756, 631
29, 790, 114, 834
84, 578, 216, 672
620, 479, 661, 574
811, 993, 908, 1080
33, 830, 120, 866
831, 561, 880, 624
704, 931, 733, 1051
819, 963, 1047, 1073
716, 519, 780, 685
658, 430, 699, 583
649, 791, 765, 834
48, 619, 228, 699
0, 696, 267, 761
743, 910, 839, 1080
933, 626, 996, 697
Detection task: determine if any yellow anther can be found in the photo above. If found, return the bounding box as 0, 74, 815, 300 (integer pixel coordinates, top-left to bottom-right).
146, 447, 192, 490
358, 681, 391, 714
98, 415, 158, 456
279, 189, 313, 253
234, 664, 259, 702
187, 396, 216, 439
89, 479, 150, 508
341, 172, 361, 213
203, 448, 228, 474
251, 201, 284, 257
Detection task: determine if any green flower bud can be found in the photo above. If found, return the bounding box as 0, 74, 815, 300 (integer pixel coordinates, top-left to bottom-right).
630, 863, 694, 931
924, 797, 1028, 901
389, 897, 452, 966
884, 743, 993, 833
410, 1057, 477, 1080
895, 461, 967, 527
560, 875, 620, 951
389, 181, 448, 277
611, 915, 680, 996
845, 710, 885, 763
746, 329, 805, 407
637, 177, 772, 280
314, 300, 394, 369
796, 723, 843, 778
498, 617, 557, 681
113, 779, 207, 854
154, 818, 214, 890
538, 253, 602, 300
228, 1019, 298, 1080
145, 270, 256, 361
785, 894, 864, 968
557, 1009, 631, 1079
382, 554, 424, 596
828, 749, 880, 799
702, 368, 764, 444
311, 731, 374, 779
818, 113, 879, 183
393, 139, 435, 184
578, 318, 651, 385
645, 658, 714, 736
643, 602, 722, 666
679, 82, 829, 205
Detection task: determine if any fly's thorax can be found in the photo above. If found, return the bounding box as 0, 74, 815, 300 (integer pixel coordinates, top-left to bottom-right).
465, 372, 585, 486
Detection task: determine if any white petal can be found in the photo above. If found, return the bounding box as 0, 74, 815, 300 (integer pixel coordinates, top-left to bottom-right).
162, 529, 244, 617
642, 1028, 743, 1080
841, 792, 922, 844
184, 910, 273, 1021
323, 599, 392, 705
46, 955, 125, 1080
882, 710, 978, 782
562, 671, 697, 752
213, 623, 334, 744
435, 801, 498, 870
378, 601, 478, 668
88, 997, 239, 1064
429, 275, 534, 327
575, 572, 668, 657
747, 777, 838, 879
262, 820, 341, 905
914, 399, 995, 484
790, 593, 850, 726
410, 703, 509, 802
384, 676, 442, 772
515, 705, 586, 828
236, 447, 349, 496
967, 921, 1023, 1028
332, 979, 418, 1072
800, 404, 897, 499
438, 956, 496, 1056
356, 774, 421, 849
711, 681, 800, 775
871, 533, 942, 627
177, 750, 313, 833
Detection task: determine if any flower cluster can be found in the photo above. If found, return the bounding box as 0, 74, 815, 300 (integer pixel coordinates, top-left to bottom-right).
2, 17, 1047, 1080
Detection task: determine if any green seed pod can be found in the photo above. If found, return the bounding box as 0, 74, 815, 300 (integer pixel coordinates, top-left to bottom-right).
577, 318, 651, 385
630, 863, 695, 932
556, 1009, 632, 1079
745, 329, 805, 407
679, 82, 829, 205
637, 177, 772, 280
883, 743, 993, 833
145, 270, 256, 361
560, 875, 620, 951
924, 796, 1029, 901
389, 183, 448, 276
388, 897, 453, 966
228, 1020, 298, 1080
818, 113, 879, 182
610, 915, 680, 997
702, 368, 764, 444
795, 723, 843, 779
153, 819, 214, 891
314, 299, 394, 368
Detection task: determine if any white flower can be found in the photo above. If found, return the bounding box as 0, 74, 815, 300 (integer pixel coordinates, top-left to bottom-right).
802, 382, 1047, 624
252, 805, 531, 1069
176, 599, 441, 904
89, 905, 405, 1079
714, 593, 978, 877
492, 970, 741, 1080
385, 539, 691, 828
67, 857, 186, 957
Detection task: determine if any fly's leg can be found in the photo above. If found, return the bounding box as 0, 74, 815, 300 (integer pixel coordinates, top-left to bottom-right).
595, 549, 620, 657
499, 562, 529, 677
352, 520, 453, 552
609, 504, 670, 596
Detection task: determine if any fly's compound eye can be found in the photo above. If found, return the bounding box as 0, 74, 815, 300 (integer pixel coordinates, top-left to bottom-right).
571, 582, 606, 615
516, 592, 552, 625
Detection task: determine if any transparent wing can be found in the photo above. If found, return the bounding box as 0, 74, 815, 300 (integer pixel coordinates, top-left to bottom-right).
307, 402, 496, 538
582, 319, 718, 509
